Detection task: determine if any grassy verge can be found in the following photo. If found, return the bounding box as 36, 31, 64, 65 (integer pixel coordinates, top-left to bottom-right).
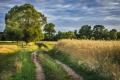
0, 49, 36, 80
48, 49, 111, 80
38, 53, 72, 80
12, 50, 36, 80
0, 52, 18, 80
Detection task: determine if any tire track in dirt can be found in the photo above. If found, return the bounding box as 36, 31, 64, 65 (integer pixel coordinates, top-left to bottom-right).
32, 51, 45, 80
56, 60, 83, 80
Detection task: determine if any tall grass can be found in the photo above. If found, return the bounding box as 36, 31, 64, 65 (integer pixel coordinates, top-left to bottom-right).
54, 39, 120, 80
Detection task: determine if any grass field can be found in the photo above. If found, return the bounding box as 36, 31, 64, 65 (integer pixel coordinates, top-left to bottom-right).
0, 40, 120, 80
0, 42, 37, 80
49, 39, 120, 80
0, 50, 36, 80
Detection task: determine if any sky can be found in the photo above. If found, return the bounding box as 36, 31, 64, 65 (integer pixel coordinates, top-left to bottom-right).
0, 0, 120, 32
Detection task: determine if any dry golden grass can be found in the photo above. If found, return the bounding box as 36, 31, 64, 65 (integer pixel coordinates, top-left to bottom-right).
0, 45, 20, 54
26, 42, 39, 51
56, 39, 120, 80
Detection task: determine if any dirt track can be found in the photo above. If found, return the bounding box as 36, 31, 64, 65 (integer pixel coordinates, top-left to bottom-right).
56, 60, 83, 80
32, 52, 45, 80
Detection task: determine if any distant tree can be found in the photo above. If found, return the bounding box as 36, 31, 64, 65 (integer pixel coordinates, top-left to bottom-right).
79, 25, 92, 39
55, 31, 76, 40
102, 29, 110, 40
93, 25, 105, 40
43, 23, 56, 40
109, 29, 117, 40
66, 31, 76, 39
55, 31, 63, 40
0, 32, 5, 41
5, 4, 46, 42
74, 30, 78, 39
117, 32, 120, 40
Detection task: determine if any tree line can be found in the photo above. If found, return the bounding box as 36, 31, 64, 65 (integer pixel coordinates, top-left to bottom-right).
0, 4, 120, 42
43, 24, 120, 41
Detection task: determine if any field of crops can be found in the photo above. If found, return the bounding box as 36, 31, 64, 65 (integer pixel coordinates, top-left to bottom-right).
49, 39, 120, 80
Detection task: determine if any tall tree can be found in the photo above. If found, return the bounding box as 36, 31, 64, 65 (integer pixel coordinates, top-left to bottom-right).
5, 4, 46, 42
74, 30, 78, 39
43, 23, 56, 40
79, 25, 92, 39
93, 25, 105, 40
109, 29, 117, 40
117, 32, 120, 40
55, 31, 76, 40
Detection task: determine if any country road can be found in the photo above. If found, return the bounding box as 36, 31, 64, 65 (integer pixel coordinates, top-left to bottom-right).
32, 51, 45, 80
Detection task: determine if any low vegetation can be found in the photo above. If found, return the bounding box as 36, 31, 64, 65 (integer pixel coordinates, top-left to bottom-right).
13, 50, 36, 80
0, 44, 36, 80
38, 53, 72, 80
0, 52, 17, 80
49, 39, 120, 80
0, 45, 20, 54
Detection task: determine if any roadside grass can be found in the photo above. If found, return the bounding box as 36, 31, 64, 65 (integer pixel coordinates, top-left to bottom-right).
0, 52, 18, 80
12, 50, 36, 80
38, 53, 72, 80
48, 49, 111, 80
0, 49, 36, 80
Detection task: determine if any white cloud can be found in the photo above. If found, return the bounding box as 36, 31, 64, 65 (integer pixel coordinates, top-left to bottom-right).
104, 16, 120, 21
55, 4, 72, 8
46, 14, 82, 21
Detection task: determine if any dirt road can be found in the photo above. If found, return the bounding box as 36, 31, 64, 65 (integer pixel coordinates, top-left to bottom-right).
32, 52, 45, 80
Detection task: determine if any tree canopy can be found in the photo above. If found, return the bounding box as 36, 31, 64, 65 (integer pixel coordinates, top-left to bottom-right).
43, 23, 56, 41
4, 4, 46, 42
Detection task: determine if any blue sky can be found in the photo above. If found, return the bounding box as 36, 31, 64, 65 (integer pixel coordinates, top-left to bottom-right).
0, 0, 120, 32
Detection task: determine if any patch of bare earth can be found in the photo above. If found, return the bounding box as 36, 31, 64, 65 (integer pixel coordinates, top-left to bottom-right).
56, 60, 83, 80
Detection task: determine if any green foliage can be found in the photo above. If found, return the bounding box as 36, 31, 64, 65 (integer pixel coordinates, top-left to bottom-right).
44, 23, 56, 41
0, 32, 6, 41
55, 31, 76, 40
79, 25, 92, 39
5, 4, 46, 42
4, 27, 24, 41
0, 53, 17, 80
117, 32, 120, 39
109, 29, 117, 40
93, 25, 106, 39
